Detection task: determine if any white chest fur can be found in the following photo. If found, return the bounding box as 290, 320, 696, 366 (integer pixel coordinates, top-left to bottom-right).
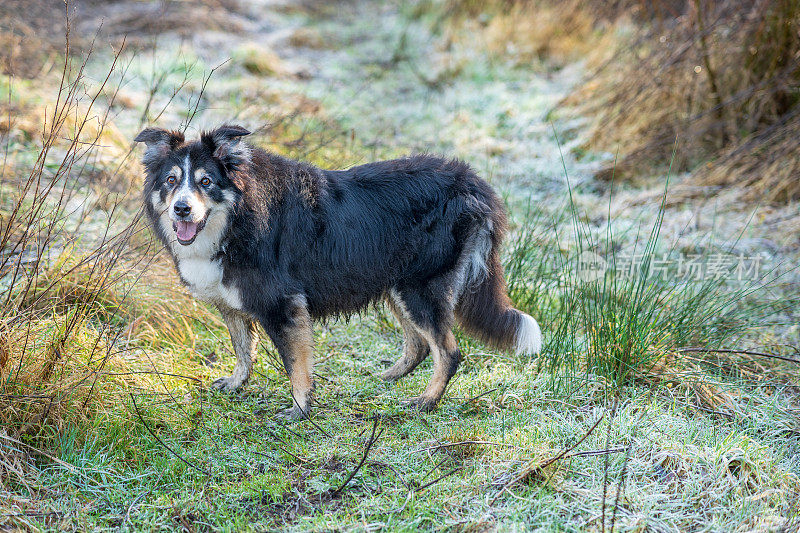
177, 257, 242, 310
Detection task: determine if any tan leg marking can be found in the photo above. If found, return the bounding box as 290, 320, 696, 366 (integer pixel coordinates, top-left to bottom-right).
212, 310, 258, 392
380, 294, 430, 382
278, 295, 315, 420
411, 329, 460, 411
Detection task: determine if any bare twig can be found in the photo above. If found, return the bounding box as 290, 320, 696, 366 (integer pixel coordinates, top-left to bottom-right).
180, 59, 229, 133
414, 440, 522, 454
330, 417, 382, 497
415, 466, 461, 493
610, 440, 634, 533
491, 412, 605, 505
566, 446, 628, 459
601, 400, 620, 533
100, 371, 201, 382
459, 387, 498, 406
368, 460, 411, 490
678, 347, 799, 364
129, 393, 211, 478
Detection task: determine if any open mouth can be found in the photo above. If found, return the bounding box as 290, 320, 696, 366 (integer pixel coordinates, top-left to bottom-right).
172, 217, 207, 246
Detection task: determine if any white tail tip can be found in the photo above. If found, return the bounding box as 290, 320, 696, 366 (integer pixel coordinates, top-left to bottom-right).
515, 313, 542, 355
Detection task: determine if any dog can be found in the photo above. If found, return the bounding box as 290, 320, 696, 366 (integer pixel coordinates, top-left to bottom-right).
135, 124, 542, 419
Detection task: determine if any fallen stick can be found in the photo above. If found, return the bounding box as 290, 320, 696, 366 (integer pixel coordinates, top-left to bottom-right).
416, 466, 461, 493
491, 413, 605, 505
414, 440, 522, 454
130, 392, 211, 478
678, 347, 799, 364
565, 446, 628, 459
331, 417, 382, 497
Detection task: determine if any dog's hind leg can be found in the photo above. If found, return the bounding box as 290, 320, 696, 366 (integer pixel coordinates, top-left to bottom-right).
406, 328, 461, 412
395, 286, 462, 412
380, 290, 430, 382
266, 295, 315, 421
212, 309, 259, 392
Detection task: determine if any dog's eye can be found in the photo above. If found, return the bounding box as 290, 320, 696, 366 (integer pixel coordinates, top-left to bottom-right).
167, 175, 177, 185
200, 177, 212, 188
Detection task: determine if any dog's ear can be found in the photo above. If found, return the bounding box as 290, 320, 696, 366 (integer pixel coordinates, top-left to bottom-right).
134, 128, 184, 167
202, 124, 251, 171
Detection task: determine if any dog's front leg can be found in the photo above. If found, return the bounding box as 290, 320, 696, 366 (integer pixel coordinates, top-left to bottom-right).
265, 295, 315, 420
211, 309, 258, 392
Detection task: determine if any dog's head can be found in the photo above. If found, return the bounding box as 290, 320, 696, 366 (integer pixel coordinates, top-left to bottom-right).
135, 125, 250, 254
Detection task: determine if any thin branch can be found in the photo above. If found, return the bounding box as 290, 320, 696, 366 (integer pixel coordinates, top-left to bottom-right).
491, 412, 605, 505
566, 446, 628, 459
330, 417, 382, 497
414, 440, 522, 454
678, 347, 799, 364
415, 466, 461, 493
129, 392, 211, 478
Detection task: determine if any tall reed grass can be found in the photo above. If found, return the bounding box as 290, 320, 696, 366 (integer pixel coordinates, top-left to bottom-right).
503, 149, 785, 396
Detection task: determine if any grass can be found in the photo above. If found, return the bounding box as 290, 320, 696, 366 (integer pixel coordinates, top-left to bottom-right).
2, 0, 799, 531
7, 334, 798, 530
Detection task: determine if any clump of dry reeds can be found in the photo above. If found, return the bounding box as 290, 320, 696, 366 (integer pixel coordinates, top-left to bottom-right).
0, 12, 204, 458
445, 0, 615, 67
566, 0, 800, 202
449, 0, 800, 202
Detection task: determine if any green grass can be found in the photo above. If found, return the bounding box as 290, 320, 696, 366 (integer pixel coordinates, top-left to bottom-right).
10, 316, 798, 530
1, 0, 799, 531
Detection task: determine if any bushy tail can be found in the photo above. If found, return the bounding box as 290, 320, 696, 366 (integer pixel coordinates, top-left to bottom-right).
455, 246, 542, 355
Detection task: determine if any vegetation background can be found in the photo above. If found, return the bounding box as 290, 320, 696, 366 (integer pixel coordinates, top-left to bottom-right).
0, 0, 798, 530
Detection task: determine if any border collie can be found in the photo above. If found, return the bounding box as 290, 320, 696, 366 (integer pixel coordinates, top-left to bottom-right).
135, 125, 541, 419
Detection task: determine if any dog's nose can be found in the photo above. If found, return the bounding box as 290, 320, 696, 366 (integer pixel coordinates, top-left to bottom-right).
174, 201, 191, 218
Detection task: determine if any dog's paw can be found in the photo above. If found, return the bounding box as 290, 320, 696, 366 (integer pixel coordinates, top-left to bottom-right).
210, 375, 245, 393
379, 368, 402, 382
401, 396, 438, 412
275, 406, 309, 421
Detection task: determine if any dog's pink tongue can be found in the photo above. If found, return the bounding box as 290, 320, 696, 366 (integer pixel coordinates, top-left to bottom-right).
176, 221, 198, 241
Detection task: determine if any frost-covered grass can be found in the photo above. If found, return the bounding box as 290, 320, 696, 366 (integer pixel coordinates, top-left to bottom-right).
9, 312, 798, 531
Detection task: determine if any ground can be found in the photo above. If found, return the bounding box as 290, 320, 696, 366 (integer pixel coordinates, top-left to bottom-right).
1, 0, 798, 531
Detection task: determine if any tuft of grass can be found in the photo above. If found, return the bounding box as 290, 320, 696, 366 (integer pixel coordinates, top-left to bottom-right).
288, 27, 328, 50
503, 147, 789, 396
234, 42, 291, 77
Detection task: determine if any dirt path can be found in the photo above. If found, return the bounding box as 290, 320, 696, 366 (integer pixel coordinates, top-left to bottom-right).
83, 0, 594, 190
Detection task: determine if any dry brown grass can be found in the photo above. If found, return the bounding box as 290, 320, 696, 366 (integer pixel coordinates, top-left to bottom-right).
564, 0, 800, 201
446, 0, 618, 67
234, 42, 291, 77
635, 351, 743, 416
0, 316, 136, 436
699, 111, 800, 204
0, 0, 67, 79
288, 27, 327, 50
483, 2, 598, 66
449, 0, 800, 203
82, 0, 245, 46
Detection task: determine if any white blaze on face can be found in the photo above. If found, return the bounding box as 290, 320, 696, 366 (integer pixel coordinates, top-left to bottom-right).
169, 155, 208, 243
